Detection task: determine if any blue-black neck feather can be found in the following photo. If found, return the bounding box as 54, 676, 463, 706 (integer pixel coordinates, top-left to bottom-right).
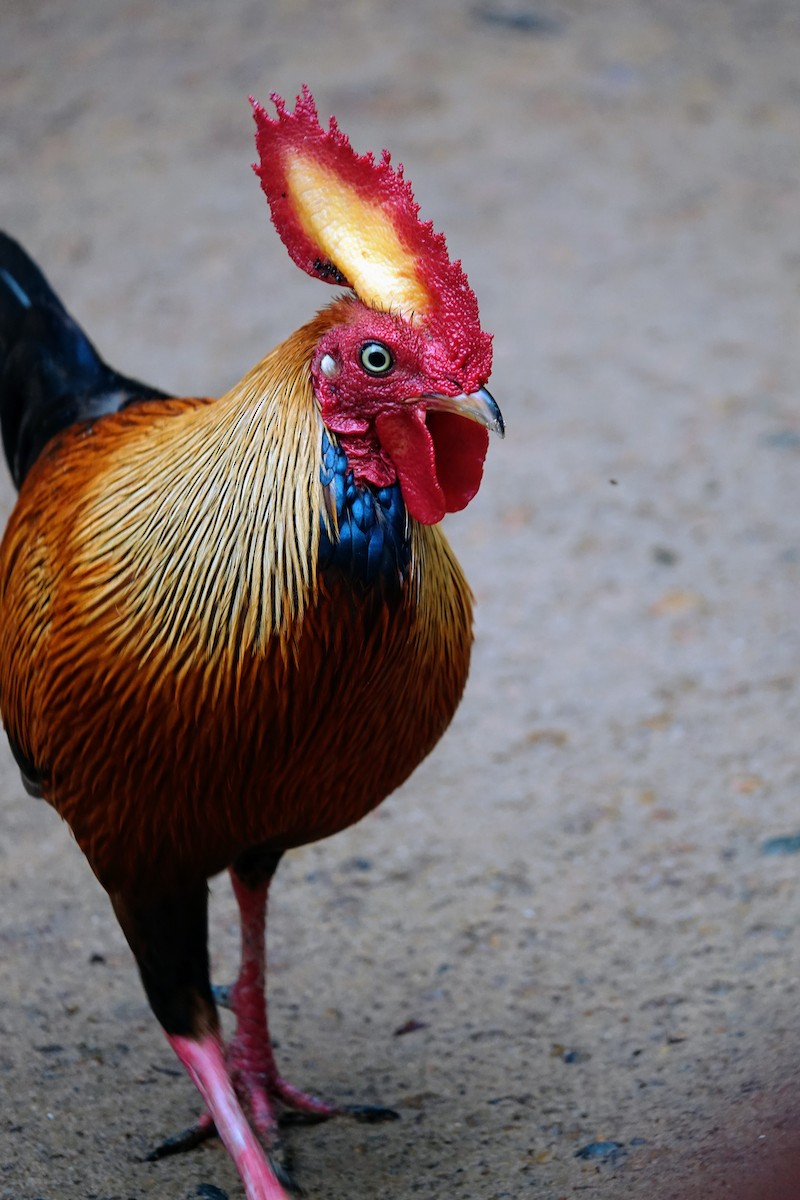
318, 430, 410, 589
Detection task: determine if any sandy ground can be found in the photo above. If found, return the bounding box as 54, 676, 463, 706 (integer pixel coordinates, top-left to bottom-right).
1, 1, 800, 1198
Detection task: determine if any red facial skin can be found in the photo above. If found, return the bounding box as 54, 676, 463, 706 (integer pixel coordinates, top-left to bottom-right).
311, 302, 490, 526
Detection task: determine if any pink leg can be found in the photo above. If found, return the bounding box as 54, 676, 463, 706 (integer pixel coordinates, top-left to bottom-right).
169, 1031, 292, 1200
227, 871, 338, 1136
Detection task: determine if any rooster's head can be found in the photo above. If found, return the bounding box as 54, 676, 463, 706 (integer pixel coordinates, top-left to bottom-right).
251, 86, 502, 526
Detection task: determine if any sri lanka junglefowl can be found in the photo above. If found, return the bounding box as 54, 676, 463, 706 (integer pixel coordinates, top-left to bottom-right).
0, 87, 503, 1200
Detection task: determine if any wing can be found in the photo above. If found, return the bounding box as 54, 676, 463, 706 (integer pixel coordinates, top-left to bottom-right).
0, 232, 168, 489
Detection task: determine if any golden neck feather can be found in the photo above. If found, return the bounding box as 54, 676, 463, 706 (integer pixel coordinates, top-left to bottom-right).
75, 304, 356, 665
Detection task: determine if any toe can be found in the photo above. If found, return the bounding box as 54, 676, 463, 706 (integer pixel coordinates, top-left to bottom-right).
145, 1111, 216, 1160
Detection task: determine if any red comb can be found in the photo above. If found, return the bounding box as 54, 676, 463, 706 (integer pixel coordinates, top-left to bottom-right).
250, 87, 492, 384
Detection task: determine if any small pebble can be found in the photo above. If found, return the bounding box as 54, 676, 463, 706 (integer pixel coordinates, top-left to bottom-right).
562, 1048, 591, 1064
343, 856, 373, 872
575, 1140, 626, 1162
762, 834, 800, 856
652, 545, 679, 565
474, 5, 563, 34
394, 1018, 428, 1036
762, 430, 800, 450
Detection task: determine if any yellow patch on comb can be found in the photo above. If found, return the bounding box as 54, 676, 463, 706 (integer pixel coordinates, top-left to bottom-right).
285, 152, 433, 318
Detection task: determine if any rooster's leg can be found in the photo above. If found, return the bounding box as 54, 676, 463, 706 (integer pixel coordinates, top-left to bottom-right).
168, 1031, 295, 1199
227, 849, 338, 1134
111, 885, 294, 1200
226, 848, 399, 1133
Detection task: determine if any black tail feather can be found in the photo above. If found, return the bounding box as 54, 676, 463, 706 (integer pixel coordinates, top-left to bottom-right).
0, 232, 168, 489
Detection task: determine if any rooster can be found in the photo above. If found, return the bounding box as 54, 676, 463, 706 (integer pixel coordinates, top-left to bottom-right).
0, 88, 502, 1200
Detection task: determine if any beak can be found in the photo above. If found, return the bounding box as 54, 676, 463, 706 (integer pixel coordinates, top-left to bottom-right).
423, 386, 505, 439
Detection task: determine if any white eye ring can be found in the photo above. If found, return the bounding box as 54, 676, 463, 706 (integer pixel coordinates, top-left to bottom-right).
320, 353, 340, 379
359, 341, 394, 376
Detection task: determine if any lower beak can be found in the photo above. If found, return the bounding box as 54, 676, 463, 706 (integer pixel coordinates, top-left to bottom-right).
423, 386, 505, 438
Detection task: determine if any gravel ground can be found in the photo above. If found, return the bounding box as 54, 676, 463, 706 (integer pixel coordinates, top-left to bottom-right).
1, 2, 800, 1198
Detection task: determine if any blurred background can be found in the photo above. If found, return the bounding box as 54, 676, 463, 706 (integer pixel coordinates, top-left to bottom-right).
1, 1, 799, 1197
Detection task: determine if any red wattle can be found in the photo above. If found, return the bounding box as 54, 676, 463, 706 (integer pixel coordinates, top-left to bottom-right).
427, 411, 489, 514
375, 409, 445, 524
374, 409, 489, 526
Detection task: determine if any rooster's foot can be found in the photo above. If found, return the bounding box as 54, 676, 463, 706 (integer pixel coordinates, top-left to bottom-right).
146, 1108, 298, 1194
231, 1058, 400, 1135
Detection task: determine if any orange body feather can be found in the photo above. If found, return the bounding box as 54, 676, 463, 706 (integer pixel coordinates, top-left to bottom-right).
0, 301, 473, 896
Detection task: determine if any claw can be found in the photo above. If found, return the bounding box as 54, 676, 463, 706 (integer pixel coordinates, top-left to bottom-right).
267, 1152, 302, 1196
277, 1110, 329, 1128
278, 1101, 400, 1129
343, 1103, 401, 1124
146, 1112, 216, 1160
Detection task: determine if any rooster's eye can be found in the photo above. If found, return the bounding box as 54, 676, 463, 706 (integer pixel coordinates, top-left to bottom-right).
359, 341, 394, 376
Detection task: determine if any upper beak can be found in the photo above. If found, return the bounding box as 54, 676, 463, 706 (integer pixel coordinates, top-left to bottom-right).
422, 386, 505, 438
